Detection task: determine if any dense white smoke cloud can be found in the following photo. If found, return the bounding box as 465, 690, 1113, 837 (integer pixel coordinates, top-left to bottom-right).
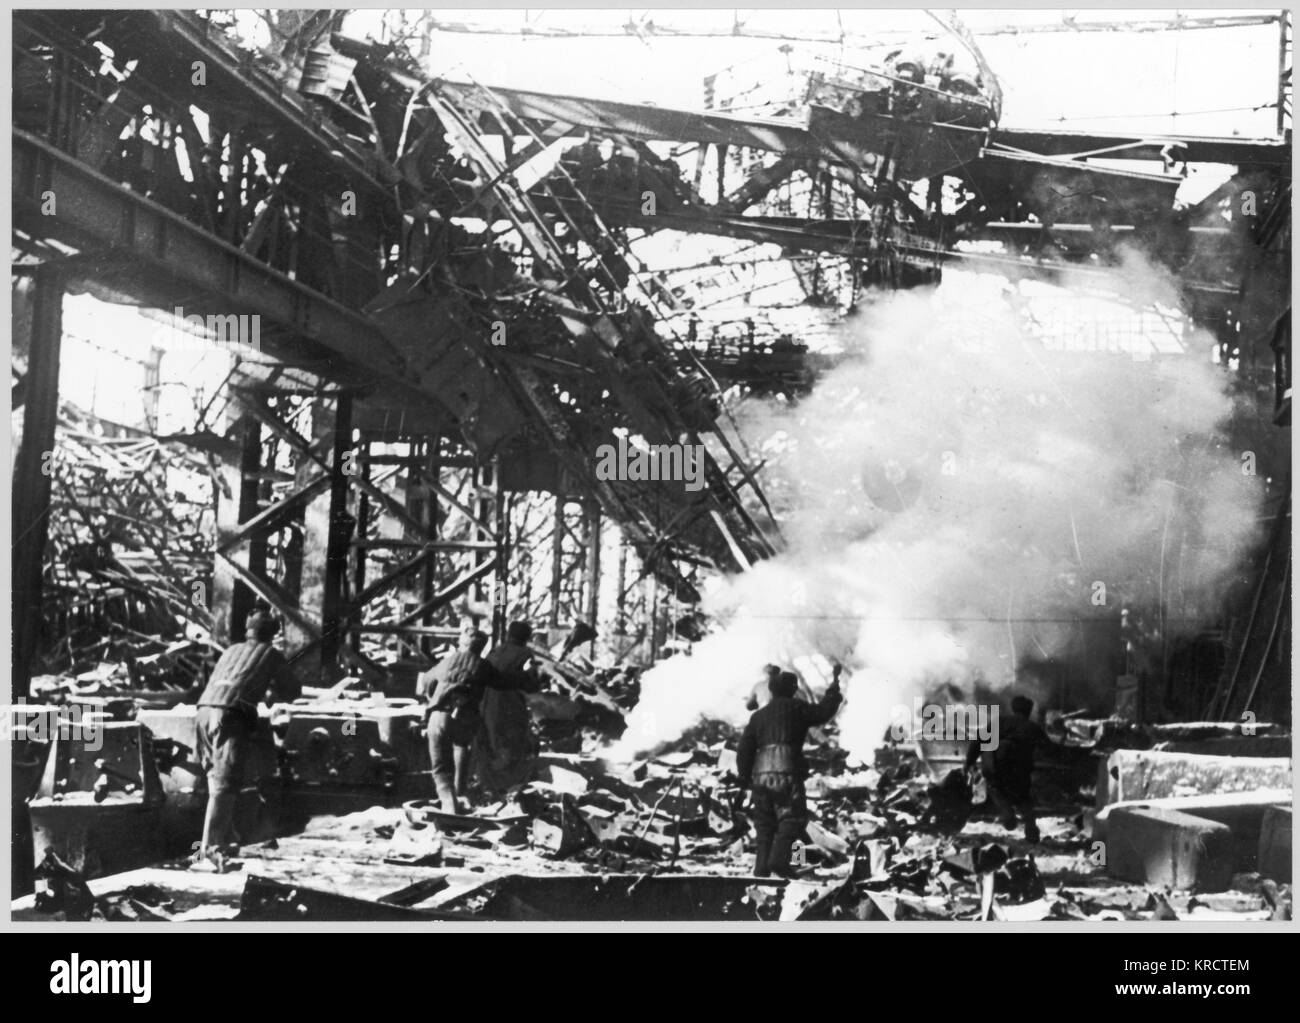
614, 262, 1264, 761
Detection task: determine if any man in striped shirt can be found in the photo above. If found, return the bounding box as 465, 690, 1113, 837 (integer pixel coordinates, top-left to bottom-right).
419, 629, 498, 813
194, 606, 300, 865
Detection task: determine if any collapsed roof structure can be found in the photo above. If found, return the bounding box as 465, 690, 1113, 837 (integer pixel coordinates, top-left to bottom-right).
9, 9, 1292, 921
14, 9, 1289, 693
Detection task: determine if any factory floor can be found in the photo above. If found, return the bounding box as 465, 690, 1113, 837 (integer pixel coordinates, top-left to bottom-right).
12, 807, 1285, 923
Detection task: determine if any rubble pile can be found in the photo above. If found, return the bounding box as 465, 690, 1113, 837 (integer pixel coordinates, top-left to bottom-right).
240, 724, 1291, 921
19, 708, 1294, 922
12, 643, 1293, 923
28, 637, 216, 703
526, 658, 634, 751
261, 725, 1297, 921
38, 404, 218, 687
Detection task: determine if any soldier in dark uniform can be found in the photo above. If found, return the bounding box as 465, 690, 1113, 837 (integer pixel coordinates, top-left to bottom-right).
737, 667, 843, 877
745, 663, 815, 712
966, 694, 1050, 842
477, 621, 543, 793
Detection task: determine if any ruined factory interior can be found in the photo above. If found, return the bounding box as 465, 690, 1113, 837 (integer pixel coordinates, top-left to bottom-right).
8, 8, 1294, 926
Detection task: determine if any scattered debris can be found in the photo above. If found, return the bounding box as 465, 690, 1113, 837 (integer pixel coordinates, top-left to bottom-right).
12, 702, 1294, 921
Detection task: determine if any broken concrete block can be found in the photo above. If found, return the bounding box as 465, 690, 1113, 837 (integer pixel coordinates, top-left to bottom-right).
1105, 806, 1235, 892
804, 819, 849, 858
1091, 788, 1290, 870
540, 765, 589, 795
1098, 750, 1291, 809
1258, 804, 1292, 883
1092, 788, 1292, 832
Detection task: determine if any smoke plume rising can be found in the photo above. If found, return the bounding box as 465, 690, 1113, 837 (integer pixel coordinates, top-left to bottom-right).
614, 261, 1264, 761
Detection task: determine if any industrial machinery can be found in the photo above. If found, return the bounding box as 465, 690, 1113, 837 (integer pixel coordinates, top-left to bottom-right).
28, 720, 165, 880
277, 698, 432, 816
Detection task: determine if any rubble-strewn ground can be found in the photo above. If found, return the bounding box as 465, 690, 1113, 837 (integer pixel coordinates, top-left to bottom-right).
15, 720, 1292, 922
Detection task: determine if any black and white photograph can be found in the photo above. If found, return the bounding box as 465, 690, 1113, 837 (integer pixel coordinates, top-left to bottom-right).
7, 6, 1293, 938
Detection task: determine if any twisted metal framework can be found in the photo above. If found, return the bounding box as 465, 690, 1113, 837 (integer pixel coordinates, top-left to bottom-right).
10, 9, 1291, 695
